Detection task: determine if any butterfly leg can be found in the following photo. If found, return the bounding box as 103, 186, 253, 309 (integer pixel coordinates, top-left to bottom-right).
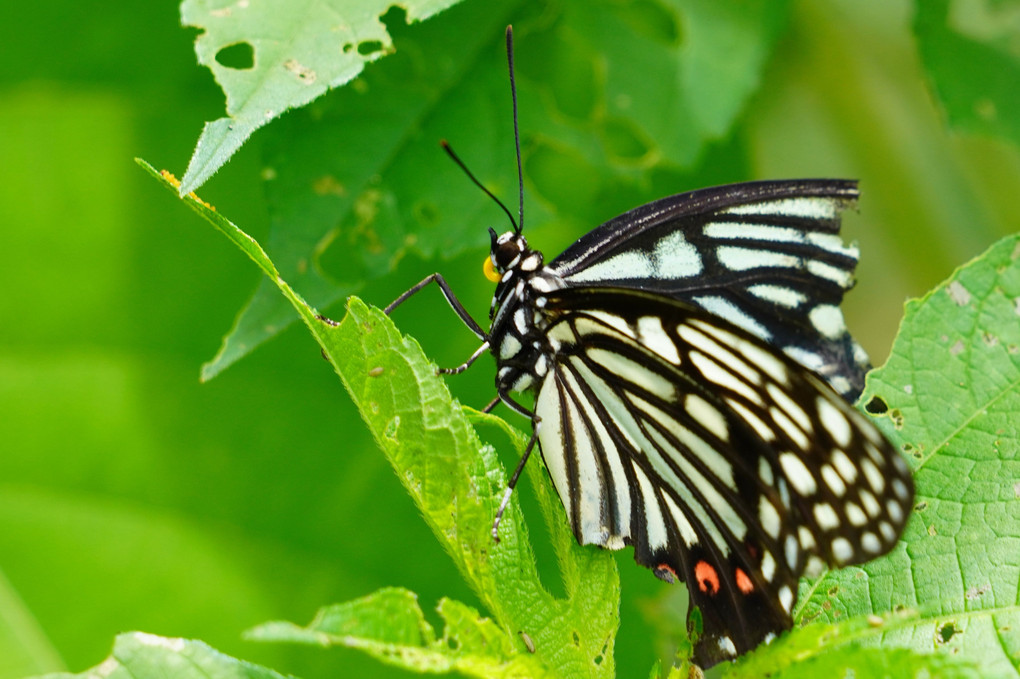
384, 273, 488, 341
439, 342, 490, 375
490, 388, 541, 540
492, 419, 540, 541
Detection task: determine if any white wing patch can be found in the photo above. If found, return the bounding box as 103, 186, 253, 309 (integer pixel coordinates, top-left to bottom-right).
721, 196, 838, 220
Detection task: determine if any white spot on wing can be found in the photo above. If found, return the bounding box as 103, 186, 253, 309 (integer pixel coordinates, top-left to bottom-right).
653, 231, 703, 278
813, 502, 839, 530
759, 496, 781, 538
861, 532, 881, 554
798, 525, 816, 550
831, 536, 853, 563
778, 585, 794, 613
637, 316, 681, 364
886, 499, 904, 524
846, 502, 867, 526
663, 493, 699, 547
729, 399, 776, 442
692, 295, 772, 340
704, 222, 805, 243
806, 259, 852, 288
685, 394, 729, 441
719, 246, 800, 272
748, 284, 807, 308
831, 449, 858, 483
821, 464, 847, 497
861, 490, 881, 518
767, 383, 813, 435
807, 232, 857, 258
817, 398, 852, 447
761, 550, 776, 581
861, 458, 885, 493
723, 197, 838, 220
690, 351, 761, 405
566, 251, 653, 283
583, 310, 635, 338
588, 348, 675, 400
633, 463, 669, 551
535, 373, 572, 523
808, 304, 848, 339
780, 453, 817, 495
784, 536, 799, 571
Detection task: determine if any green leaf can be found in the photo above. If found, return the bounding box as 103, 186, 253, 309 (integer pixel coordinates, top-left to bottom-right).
795, 233, 1020, 677
201, 0, 788, 378
913, 0, 1020, 146
178, 0, 465, 194
138, 159, 620, 676
248, 588, 546, 676
32, 633, 293, 679
0, 567, 64, 676
720, 611, 981, 677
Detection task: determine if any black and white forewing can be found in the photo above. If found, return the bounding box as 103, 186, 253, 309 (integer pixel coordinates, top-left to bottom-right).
533, 287, 913, 666
549, 180, 868, 398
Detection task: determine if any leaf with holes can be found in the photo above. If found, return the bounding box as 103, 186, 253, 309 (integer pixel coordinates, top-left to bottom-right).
198, 0, 790, 378
795, 233, 1020, 677
178, 0, 465, 194
139, 158, 620, 677
913, 0, 1020, 146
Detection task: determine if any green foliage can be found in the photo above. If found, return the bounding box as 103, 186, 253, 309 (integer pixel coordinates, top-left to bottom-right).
794, 233, 1020, 677
178, 0, 463, 194
196, 0, 791, 379
5, 2, 1020, 679
99, 162, 1017, 677
913, 0, 1020, 146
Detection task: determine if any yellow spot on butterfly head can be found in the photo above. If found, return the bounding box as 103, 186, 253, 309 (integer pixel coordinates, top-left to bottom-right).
483, 255, 501, 282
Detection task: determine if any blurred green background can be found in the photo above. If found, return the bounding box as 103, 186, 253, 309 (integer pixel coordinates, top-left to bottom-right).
1, 0, 1017, 678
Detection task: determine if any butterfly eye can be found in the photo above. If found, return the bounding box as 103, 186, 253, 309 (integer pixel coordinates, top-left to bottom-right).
483, 255, 501, 282
495, 239, 521, 270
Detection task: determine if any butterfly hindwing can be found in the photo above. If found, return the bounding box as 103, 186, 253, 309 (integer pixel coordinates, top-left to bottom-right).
549, 181, 869, 399
532, 287, 913, 664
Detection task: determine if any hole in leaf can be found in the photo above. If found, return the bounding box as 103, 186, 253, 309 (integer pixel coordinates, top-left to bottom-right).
413, 200, 440, 228
215, 41, 255, 69
358, 40, 384, 56
865, 396, 888, 414
572, 630, 581, 645
611, 0, 682, 46
936, 622, 960, 643
600, 117, 652, 163
890, 409, 904, 428
827, 585, 839, 597
914, 501, 928, 512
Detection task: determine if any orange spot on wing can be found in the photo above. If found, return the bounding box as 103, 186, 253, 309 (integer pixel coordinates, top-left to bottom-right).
735, 567, 754, 594
695, 561, 720, 594
654, 563, 678, 584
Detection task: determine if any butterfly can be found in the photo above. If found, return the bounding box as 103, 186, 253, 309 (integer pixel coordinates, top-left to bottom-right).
385, 26, 913, 668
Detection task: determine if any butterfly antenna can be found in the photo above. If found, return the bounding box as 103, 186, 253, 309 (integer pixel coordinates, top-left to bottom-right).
440, 140, 518, 233
506, 25, 524, 234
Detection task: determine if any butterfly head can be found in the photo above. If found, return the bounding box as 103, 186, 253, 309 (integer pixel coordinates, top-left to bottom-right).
484, 227, 541, 283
